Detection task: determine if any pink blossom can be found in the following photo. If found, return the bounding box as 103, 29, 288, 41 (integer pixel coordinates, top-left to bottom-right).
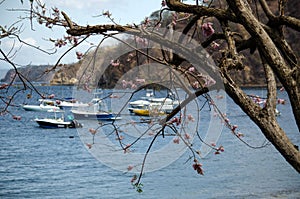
116, 135, 124, 140
86, 143, 92, 149
184, 133, 191, 140
204, 76, 216, 87
143, 17, 150, 25
232, 125, 238, 132
192, 81, 200, 89
192, 161, 204, 175
135, 36, 148, 46
187, 114, 195, 122
122, 80, 127, 88
48, 94, 55, 99
111, 60, 120, 67
277, 98, 285, 105
218, 146, 224, 152
171, 117, 181, 126
131, 174, 137, 183
84, 83, 91, 93
188, 67, 195, 72
89, 128, 97, 135
127, 53, 134, 61
124, 144, 131, 153
76, 51, 83, 59
127, 165, 134, 171
237, 132, 244, 137
12, 115, 21, 120
211, 41, 220, 49
201, 22, 215, 37
173, 137, 180, 144
131, 83, 137, 89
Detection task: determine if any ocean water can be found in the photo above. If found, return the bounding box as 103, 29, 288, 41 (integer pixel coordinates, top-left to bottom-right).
0, 86, 299, 198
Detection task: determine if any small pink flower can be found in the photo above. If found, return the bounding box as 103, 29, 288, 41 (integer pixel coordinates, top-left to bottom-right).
111, 60, 120, 67
173, 137, 180, 144
124, 144, 131, 153
76, 51, 83, 59
89, 128, 97, 135
192, 81, 200, 89
218, 146, 224, 152
131, 174, 137, 183
277, 98, 285, 105
84, 83, 91, 93
127, 165, 134, 171
211, 41, 220, 49
192, 161, 204, 175
187, 114, 195, 122
201, 22, 215, 37
131, 83, 137, 89
48, 94, 55, 99
188, 67, 195, 72
232, 125, 238, 132
12, 115, 21, 120
171, 117, 181, 126
116, 135, 124, 140
184, 133, 191, 140
237, 132, 244, 137
122, 80, 127, 88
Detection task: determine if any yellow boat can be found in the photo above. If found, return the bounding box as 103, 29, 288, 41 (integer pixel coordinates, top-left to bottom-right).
133, 109, 150, 116
132, 109, 166, 116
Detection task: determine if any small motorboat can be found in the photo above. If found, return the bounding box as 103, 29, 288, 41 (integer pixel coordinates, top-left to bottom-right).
22, 99, 61, 112
35, 118, 82, 128
128, 89, 179, 114
71, 109, 121, 121
56, 98, 89, 109
132, 108, 165, 116
71, 95, 121, 121
35, 112, 82, 129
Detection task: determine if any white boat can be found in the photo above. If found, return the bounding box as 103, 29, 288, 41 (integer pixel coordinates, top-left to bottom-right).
35, 112, 82, 128
56, 98, 89, 108
71, 92, 121, 121
22, 99, 62, 112
128, 89, 180, 115
71, 109, 121, 121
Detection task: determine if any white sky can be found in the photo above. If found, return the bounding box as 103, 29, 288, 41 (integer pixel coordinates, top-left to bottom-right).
0, 0, 164, 69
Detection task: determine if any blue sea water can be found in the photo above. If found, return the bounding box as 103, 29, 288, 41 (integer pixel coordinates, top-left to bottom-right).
0, 86, 299, 198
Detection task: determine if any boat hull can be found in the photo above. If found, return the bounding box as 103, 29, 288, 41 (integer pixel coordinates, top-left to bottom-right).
71, 110, 121, 121
35, 118, 82, 128
23, 105, 61, 112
